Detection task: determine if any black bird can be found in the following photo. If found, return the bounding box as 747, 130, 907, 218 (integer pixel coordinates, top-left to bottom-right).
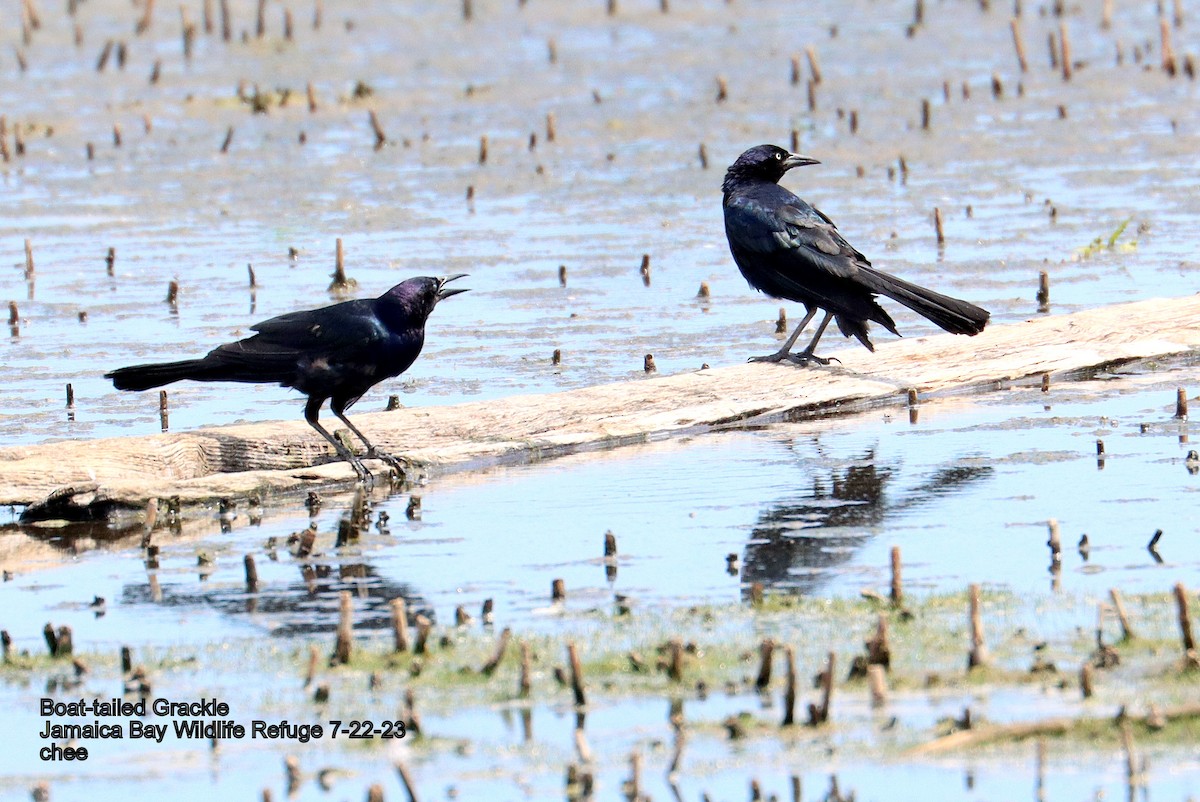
106, 274, 469, 480
722, 144, 989, 364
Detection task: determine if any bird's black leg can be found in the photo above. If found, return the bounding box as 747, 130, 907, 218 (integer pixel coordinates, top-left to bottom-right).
305, 396, 371, 482
787, 311, 838, 365
748, 307, 818, 364
330, 399, 410, 480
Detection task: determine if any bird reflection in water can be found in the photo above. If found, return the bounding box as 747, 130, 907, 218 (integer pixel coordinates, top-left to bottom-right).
741, 447, 992, 598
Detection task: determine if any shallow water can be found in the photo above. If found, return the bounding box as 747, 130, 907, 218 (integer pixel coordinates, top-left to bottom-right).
3, 0, 1200, 799
4, 364, 1197, 645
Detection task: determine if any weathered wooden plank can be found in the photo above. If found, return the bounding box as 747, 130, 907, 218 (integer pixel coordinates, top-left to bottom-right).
2, 294, 1199, 513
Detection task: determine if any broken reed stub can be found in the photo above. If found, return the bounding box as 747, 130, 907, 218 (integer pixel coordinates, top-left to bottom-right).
412, 614, 431, 655
781, 644, 798, 726
1059, 22, 1073, 80
749, 581, 764, 606
867, 664, 887, 706
368, 110, 386, 150
666, 639, 684, 682
1010, 18, 1028, 72
1037, 270, 1050, 309
805, 45, 822, 83
1161, 17, 1177, 76
551, 578, 566, 602
1080, 662, 1094, 698
329, 237, 350, 290
390, 597, 409, 652
332, 590, 353, 665
754, 638, 774, 690
1047, 518, 1062, 558
968, 583, 989, 669
566, 641, 586, 706
933, 207, 945, 246
807, 651, 834, 726
1109, 588, 1134, 641
518, 641, 531, 697
603, 530, 617, 558
1173, 582, 1196, 657
1175, 388, 1188, 419
480, 627, 510, 676
243, 554, 258, 593
890, 545, 903, 606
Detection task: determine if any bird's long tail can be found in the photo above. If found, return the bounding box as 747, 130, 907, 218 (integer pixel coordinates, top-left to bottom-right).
106, 359, 222, 391
858, 266, 989, 335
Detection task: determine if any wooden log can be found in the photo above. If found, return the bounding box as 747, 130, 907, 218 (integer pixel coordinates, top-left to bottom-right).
4, 296, 1200, 514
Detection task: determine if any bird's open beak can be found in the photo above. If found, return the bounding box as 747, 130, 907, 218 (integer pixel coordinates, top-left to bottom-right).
436, 273, 470, 300
782, 153, 821, 170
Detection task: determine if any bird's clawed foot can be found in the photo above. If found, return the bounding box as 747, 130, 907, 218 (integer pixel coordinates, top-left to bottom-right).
785, 349, 839, 366
747, 350, 792, 364
365, 448, 413, 482
748, 350, 838, 366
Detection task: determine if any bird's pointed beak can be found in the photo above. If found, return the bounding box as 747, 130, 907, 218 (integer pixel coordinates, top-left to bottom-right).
436, 273, 470, 300
782, 153, 820, 170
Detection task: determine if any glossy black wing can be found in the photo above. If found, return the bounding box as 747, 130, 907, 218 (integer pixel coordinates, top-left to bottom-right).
206, 299, 388, 372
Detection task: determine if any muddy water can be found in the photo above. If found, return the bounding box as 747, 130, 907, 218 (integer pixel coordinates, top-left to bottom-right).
2, 0, 1198, 444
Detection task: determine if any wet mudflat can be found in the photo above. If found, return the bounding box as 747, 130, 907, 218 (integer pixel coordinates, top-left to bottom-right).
2, 0, 1200, 799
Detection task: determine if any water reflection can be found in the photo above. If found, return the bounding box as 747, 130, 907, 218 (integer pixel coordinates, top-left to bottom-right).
742, 448, 992, 596
118, 561, 435, 637
5, 501, 437, 637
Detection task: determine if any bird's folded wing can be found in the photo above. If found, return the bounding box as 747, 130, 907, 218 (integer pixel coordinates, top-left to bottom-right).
772, 205, 875, 277
250, 302, 386, 348
728, 200, 865, 275
210, 304, 389, 368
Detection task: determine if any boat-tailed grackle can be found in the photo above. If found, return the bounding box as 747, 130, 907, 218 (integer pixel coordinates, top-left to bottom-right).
106, 274, 468, 481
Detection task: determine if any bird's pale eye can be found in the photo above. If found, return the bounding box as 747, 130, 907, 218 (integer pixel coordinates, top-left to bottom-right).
774, 152, 782, 160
